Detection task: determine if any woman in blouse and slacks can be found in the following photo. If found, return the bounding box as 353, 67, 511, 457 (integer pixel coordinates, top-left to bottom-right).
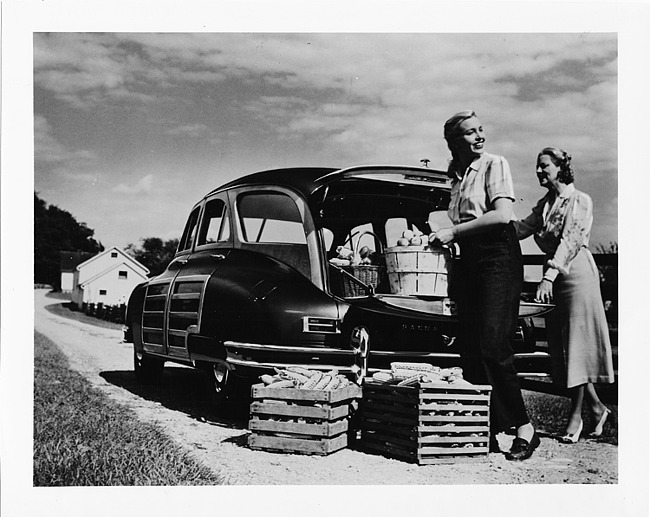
433, 110, 539, 460
516, 147, 615, 443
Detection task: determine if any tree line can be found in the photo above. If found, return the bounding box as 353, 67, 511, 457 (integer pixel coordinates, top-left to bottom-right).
34, 193, 178, 288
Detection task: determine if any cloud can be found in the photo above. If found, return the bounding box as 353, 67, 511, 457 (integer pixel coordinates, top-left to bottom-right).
35, 115, 99, 173
113, 174, 154, 194
165, 123, 212, 138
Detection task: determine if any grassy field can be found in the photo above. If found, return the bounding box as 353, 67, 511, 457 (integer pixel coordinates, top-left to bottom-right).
33, 330, 224, 486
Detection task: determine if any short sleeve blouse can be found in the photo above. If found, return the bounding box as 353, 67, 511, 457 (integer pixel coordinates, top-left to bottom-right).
447, 153, 516, 225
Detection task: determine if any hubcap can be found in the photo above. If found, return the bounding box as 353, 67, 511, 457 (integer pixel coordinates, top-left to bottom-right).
350, 327, 369, 384
213, 362, 229, 391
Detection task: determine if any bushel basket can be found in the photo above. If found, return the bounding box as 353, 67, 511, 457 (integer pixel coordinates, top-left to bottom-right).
384, 244, 453, 297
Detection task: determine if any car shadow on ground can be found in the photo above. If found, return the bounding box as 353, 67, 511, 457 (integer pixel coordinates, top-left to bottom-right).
100, 368, 252, 429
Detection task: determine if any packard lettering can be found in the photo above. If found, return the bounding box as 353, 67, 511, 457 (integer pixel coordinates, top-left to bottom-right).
402, 323, 437, 333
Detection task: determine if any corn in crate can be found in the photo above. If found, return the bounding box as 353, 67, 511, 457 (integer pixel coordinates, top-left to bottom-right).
360, 376, 492, 465
248, 368, 362, 456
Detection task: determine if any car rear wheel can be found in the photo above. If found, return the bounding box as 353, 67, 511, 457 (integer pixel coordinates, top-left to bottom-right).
201, 361, 232, 403
134, 351, 164, 384
201, 361, 253, 405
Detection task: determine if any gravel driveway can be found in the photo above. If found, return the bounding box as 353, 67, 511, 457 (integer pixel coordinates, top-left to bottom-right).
33, 289, 618, 485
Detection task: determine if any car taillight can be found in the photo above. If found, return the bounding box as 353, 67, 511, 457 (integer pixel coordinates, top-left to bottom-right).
301, 317, 341, 334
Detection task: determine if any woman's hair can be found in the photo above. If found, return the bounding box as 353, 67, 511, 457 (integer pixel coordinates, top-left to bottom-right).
443, 110, 477, 176
444, 110, 477, 143
539, 147, 574, 184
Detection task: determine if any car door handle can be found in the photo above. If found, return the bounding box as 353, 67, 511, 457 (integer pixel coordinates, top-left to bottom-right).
211, 254, 226, 261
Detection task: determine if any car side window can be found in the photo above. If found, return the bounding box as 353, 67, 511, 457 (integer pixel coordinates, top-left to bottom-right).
197, 198, 230, 246
178, 205, 201, 252
237, 192, 306, 244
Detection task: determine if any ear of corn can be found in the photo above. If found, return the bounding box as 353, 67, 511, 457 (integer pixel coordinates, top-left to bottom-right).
440, 367, 463, 378
391, 368, 425, 380
266, 379, 296, 389
324, 376, 340, 390
300, 371, 323, 389
260, 374, 277, 385
314, 374, 332, 390
276, 368, 310, 384
397, 374, 422, 387
262, 367, 353, 391
286, 366, 313, 377
372, 371, 393, 382
391, 362, 438, 373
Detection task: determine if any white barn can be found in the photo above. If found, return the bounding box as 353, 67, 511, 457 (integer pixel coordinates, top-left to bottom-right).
70, 247, 150, 308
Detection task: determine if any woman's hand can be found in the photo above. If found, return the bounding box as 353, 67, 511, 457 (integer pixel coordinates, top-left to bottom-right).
433, 227, 455, 245
535, 279, 553, 303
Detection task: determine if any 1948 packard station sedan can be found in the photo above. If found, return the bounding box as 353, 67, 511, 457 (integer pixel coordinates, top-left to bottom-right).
124, 165, 553, 396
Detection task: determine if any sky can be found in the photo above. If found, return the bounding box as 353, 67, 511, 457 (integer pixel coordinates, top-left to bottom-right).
32, 32, 618, 255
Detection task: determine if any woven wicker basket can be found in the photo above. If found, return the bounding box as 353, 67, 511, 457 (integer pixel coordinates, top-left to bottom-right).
341, 230, 387, 297
341, 264, 386, 297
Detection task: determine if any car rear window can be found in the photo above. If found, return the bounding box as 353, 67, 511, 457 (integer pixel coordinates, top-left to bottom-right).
237, 191, 306, 244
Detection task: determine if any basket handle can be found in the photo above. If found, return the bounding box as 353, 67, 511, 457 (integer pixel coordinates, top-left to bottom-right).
354, 230, 384, 255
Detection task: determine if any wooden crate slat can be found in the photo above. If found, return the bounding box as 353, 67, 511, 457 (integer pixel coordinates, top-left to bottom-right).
248, 432, 348, 455
361, 400, 419, 416
360, 389, 419, 404
419, 415, 488, 423
418, 402, 489, 412
251, 401, 350, 420
417, 454, 489, 465
367, 430, 487, 454
360, 420, 417, 438
248, 417, 348, 437
419, 381, 492, 392
362, 419, 489, 437
418, 435, 488, 444
418, 392, 490, 402
363, 439, 417, 463
361, 409, 420, 426
419, 425, 489, 433
363, 407, 488, 425
251, 383, 362, 403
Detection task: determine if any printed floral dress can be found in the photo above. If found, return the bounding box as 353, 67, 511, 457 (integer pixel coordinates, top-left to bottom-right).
516, 184, 615, 388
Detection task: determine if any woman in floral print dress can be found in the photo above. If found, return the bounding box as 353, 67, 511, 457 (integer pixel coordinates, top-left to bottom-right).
516, 147, 615, 443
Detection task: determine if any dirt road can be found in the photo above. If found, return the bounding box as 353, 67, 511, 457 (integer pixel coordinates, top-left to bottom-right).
34, 289, 618, 485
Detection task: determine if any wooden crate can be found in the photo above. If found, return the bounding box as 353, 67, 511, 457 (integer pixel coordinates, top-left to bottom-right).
360, 379, 492, 465
248, 383, 362, 456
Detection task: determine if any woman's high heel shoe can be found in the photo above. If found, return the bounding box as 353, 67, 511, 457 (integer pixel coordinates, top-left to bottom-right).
589, 408, 611, 437
560, 420, 583, 444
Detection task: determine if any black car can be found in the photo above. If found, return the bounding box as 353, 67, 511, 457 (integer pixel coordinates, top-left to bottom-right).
124, 165, 553, 396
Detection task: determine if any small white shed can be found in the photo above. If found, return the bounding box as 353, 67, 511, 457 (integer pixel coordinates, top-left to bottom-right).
60, 251, 95, 292
70, 247, 150, 308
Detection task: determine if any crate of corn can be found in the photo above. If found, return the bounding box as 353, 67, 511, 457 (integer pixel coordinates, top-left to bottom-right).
248, 367, 362, 456
360, 362, 492, 465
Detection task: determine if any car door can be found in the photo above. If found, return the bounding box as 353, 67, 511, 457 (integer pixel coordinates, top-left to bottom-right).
140, 195, 232, 360
163, 193, 233, 360
140, 204, 201, 358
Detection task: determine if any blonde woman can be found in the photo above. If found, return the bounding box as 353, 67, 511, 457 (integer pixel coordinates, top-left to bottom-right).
433, 110, 539, 460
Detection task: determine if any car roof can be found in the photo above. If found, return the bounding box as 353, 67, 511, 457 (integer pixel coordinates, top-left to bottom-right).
206, 164, 450, 200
